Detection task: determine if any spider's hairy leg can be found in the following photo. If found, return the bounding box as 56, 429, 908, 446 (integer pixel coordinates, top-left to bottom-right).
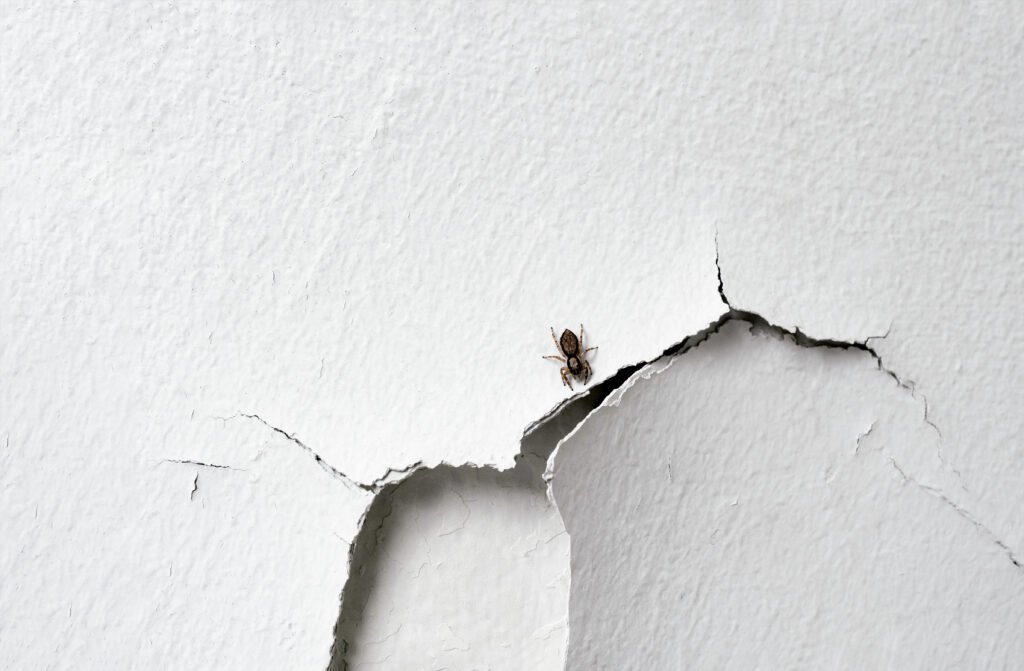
583, 346, 598, 355
579, 324, 585, 350
550, 326, 564, 356
542, 355, 566, 363
560, 367, 574, 391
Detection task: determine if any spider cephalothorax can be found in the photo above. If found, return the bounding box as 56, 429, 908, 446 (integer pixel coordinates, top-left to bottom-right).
543, 324, 598, 391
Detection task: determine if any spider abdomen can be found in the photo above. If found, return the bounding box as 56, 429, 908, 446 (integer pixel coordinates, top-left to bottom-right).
559, 329, 580, 356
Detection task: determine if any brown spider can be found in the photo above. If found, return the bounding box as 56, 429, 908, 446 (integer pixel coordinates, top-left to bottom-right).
542, 324, 598, 391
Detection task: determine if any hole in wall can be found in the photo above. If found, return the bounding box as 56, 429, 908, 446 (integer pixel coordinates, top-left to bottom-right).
326, 310, 737, 669
327, 365, 637, 670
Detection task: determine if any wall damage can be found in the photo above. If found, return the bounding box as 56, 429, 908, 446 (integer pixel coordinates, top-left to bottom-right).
329, 241, 1020, 667
548, 318, 1024, 669
5, 3, 1024, 670
328, 353, 635, 669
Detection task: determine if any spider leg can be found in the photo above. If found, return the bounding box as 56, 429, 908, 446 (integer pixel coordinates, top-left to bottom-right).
579, 324, 585, 350
542, 355, 566, 363
582, 360, 592, 384
560, 367, 574, 391
550, 326, 563, 356
583, 346, 598, 356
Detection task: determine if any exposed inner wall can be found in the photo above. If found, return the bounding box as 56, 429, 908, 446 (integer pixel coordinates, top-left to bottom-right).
549, 319, 1024, 669
332, 451, 569, 669
330, 371, 630, 669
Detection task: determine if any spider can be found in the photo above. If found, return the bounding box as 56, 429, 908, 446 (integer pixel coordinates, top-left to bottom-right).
542, 324, 598, 391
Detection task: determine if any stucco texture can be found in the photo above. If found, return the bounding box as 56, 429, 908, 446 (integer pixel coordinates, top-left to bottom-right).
2, 2, 1023, 669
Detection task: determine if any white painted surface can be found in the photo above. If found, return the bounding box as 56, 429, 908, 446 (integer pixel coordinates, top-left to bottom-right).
550, 321, 1024, 670
1, 2, 723, 483
3, 1, 1023, 669
711, 0, 1024, 569
0, 414, 370, 670
1, 2, 720, 668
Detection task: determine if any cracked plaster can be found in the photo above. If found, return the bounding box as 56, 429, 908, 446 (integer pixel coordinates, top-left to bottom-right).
549, 320, 1024, 669
3, 2, 1024, 669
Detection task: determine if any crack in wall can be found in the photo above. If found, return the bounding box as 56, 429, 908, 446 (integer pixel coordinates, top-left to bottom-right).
713, 235, 959, 483
160, 458, 243, 471
322, 302, 983, 668
550, 318, 1024, 669
239, 413, 381, 493
714, 229, 731, 307
218, 242, 998, 668
887, 458, 1023, 570
227, 413, 427, 495
159, 459, 244, 500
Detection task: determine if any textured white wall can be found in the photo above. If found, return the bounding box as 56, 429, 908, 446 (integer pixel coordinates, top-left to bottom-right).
3, 2, 1023, 670
551, 321, 1024, 669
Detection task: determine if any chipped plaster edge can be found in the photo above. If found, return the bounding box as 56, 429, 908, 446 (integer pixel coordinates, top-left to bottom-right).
233, 241, 998, 670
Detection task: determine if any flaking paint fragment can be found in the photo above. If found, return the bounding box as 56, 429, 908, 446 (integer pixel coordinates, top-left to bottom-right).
548, 319, 1024, 669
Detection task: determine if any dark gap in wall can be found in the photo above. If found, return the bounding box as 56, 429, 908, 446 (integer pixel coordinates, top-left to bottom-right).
325, 306, 908, 669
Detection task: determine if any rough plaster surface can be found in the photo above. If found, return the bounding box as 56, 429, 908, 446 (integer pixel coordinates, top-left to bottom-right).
1, 2, 723, 483
550, 321, 1024, 669
1, 3, 721, 667
711, 2, 1024, 568
0, 414, 370, 669
3, 1, 1024, 669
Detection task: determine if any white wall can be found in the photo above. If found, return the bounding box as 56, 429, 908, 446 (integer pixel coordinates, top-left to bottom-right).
3, 2, 1023, 670
551, 320, 1024, 669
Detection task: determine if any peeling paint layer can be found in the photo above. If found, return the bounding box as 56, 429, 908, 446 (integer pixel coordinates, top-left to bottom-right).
549, 320, 1024, 669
